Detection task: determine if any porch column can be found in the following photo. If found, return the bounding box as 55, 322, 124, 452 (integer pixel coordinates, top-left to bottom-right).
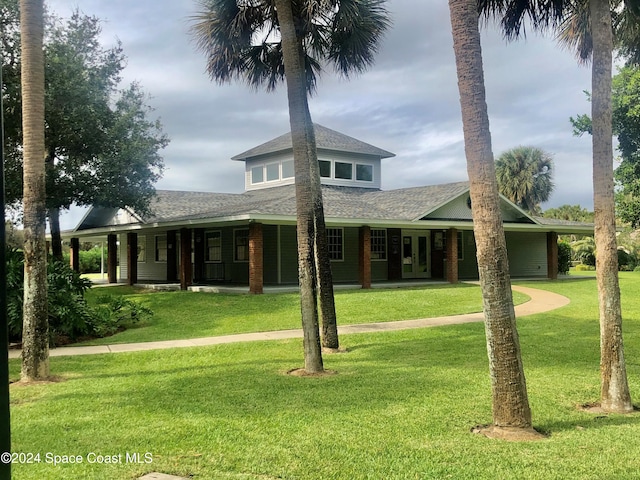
249, 222, 264, 294
387, 228, 402, 281
166, 230, 178, 282
69, 237, 80, 272
107, 233, 118, 284
127, 232, 138, 286
179, 228, 192, 290
193, 228, 205, 284
359, 226, 371, 289
446, 228, 459, 284
547, 231, 558, 280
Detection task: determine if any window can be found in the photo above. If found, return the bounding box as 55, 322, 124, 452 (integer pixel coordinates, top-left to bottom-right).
356, 164, 373, 182
266, 163, 279, 182
326, 228, 343, 261
319, 160, 331, 178
234, 229, 249, 262
370, 229, 386, 260
335, 161, 353, 180
251, 165, 264, 184
205, 231, 221, 262
282, 160, 294, 179
155, 235, 167, 262
137, 235, 146, 262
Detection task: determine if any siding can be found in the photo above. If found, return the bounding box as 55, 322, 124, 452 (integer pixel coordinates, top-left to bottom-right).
328, 227, 359, 283
506, 232, 548, 277
263, 224, 279, 284
280, 225, 299, 284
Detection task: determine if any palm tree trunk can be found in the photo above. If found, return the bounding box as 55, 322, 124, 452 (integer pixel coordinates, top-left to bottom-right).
20, 0, 49, 381
590, 0, 633, 413
448, 0, 531, 428
274, 0, 323, 373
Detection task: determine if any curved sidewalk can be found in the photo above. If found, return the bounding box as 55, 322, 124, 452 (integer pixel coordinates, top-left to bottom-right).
8, 285, 570, 359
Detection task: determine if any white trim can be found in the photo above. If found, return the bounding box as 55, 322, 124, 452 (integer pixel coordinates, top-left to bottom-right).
154, 234, 168, 263
370, 228, 387, 262
204, 230, 223, 263
326, 227, 344, 262
233, 228, 250, 263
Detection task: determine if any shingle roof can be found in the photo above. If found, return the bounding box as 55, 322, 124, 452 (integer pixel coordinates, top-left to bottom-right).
231, 124, 395, 161
143, 182, 471, 224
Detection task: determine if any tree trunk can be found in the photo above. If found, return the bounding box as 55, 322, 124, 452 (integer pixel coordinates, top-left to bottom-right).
590, 0, 633, 413
48, 207, 63, 261
20, 0, 49, 381
448, 0, 531, 428
274, 0, 323, 373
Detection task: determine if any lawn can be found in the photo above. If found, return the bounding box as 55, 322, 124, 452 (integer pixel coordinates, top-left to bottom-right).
80, 283, 529, 345
7, 273, 640, 479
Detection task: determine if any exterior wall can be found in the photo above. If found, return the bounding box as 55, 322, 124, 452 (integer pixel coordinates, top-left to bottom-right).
263, 224, 279, 285
456, 230, 479, 279
279, 225, 299, 284
120, 232, 175, 282
327, 227, 360, 283
244, 151, 381, 191
371, 259, 388, 281
505, 231, 548, 277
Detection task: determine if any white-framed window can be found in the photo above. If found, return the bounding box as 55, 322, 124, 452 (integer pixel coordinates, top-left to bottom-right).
251, 165, 264, 184
234, 229, 249, 262
205, 231, 222, 262
155, 235, 167, 262
356, 163, 373, 182
266, 163, 280, 182
334, 161, 353, 180
137, 235, 146, 263
326, 228, 344, 261
282, 160, 294, 179
370, 229, 386, 260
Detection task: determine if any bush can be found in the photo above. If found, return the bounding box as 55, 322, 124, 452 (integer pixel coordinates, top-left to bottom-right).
558, 241, 572, 274
575, 264, 596, 271
6, 248, 151, 345
88, 294, 153, 337
635, 265, 640, 272
62, 246, 106, 274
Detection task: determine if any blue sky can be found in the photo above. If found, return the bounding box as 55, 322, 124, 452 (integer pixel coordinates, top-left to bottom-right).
46, 0, 596, 229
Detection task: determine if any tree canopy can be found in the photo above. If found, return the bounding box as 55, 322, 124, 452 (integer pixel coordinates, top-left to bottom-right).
571, 65, 640, 227
494, 145, 554, 214
0, 1, 168, 222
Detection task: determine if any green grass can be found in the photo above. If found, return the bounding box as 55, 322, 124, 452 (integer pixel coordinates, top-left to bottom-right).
8, 274, 640, 479
81, 283, 529, 345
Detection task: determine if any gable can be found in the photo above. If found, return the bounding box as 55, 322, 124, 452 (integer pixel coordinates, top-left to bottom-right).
423, 193, 536, 224
76, 207, 139, 231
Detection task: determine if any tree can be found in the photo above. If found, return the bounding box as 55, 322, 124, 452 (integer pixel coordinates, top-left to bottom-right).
20, 0, 49, 382
190, 0, 390, 362
543, 204, 594, 222
482, 0, 636, 413
495, 146, 554, 214
1, 5, 167, 260
448, 0, 535, 436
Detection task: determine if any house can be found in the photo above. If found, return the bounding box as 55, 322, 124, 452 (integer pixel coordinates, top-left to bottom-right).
65, 124, 593, 292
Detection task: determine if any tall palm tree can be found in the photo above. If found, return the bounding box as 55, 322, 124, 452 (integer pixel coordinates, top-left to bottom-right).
190, 0, 390, 359
495, 145, 554, 214
448, 0, 534, 434
20, 0, 49, 381
481, 0, 637, 413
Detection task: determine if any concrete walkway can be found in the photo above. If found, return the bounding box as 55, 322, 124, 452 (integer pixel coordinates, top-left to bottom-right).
8, 285, 569, 359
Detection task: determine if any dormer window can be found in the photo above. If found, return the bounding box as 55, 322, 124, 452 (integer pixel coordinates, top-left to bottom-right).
335, 162, 353, 180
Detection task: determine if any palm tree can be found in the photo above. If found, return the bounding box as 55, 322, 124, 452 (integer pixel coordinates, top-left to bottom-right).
481, 0, 636, 413
190, 0, 390, 367
20, 0, 49, 381
495, 146, 554, 214
448, 0, 534, 435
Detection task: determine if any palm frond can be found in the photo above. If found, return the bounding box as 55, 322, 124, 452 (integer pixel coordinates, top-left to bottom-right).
479, 0, 567, 41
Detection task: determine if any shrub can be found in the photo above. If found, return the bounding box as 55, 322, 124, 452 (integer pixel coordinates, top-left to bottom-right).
635, 265, 640, 272
6, 248, 152, 345
575, 264, 596, 271
558, 241, 572, 274
88, 294, 153, 337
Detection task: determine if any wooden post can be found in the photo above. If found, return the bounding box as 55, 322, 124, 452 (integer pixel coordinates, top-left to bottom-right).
127, 232, 138, 286
179, 228, 192, 290
249, 223, 264, 294
107, 233, 117, 283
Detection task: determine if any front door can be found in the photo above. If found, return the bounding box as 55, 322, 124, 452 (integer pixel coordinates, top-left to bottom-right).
402, 231, 430, 278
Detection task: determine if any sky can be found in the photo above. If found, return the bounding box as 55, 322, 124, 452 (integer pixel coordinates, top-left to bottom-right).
45, 0, 597, 230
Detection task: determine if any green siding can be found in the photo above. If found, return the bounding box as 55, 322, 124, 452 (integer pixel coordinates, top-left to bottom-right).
280, 225, 299, 284
329, 227, 359, 283
263, 224, 279, 284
